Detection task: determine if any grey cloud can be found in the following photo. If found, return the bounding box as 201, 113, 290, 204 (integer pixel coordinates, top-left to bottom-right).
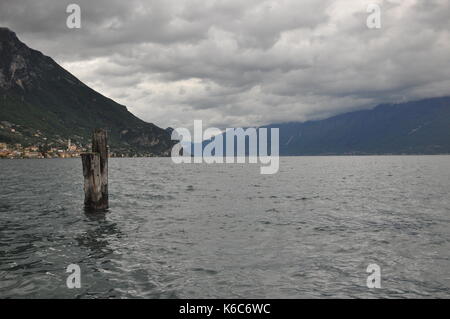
0, 0, 449, 130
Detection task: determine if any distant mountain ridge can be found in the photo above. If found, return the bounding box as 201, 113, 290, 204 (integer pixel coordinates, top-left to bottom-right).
193, 96, 450, 156
0, 27, 174, 156
267, 96, 450, 155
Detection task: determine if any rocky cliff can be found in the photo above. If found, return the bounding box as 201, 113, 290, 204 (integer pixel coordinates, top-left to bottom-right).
0, 27, 174, 156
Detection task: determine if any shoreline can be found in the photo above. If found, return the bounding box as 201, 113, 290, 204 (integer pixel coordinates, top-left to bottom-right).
2, 153, 450, 160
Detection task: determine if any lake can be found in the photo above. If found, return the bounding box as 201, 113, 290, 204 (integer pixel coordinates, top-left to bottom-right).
0, 156, 449, 298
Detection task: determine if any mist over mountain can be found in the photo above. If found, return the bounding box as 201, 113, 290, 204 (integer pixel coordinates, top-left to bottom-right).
0, 27, 174, 156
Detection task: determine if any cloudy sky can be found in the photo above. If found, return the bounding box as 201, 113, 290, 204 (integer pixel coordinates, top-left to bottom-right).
0, 0, 449, 130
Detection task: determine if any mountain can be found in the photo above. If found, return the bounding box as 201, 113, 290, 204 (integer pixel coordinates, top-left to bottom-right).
3, 27, 448, 157
0, 27, 174, 156
266, 96, 450, 155
193, 96, 450, 156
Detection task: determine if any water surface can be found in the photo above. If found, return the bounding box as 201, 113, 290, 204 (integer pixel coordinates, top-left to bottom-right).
0, 156, 449, 298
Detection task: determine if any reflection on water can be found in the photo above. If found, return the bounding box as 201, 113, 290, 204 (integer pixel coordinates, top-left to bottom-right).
76, 211, 121, 260
0, 157, 449, 298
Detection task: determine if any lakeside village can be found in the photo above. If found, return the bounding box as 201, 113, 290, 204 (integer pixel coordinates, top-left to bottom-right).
0, 119, 175, 159
0, 138, 151, 159
0, 138, 166, 159
0, 139, 168, 159
0, 121, 161, 159
0, 139, 87, 159
0, 120, 87, 159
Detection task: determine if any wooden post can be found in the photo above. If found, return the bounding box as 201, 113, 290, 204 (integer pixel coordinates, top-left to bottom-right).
81, 129, 108, 211
92, 129, 108, 207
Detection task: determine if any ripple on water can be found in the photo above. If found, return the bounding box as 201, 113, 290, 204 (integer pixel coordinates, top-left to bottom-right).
0, 157, 449, 298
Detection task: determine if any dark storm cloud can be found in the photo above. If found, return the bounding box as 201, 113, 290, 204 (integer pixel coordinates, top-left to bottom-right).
0, 0, 449, 129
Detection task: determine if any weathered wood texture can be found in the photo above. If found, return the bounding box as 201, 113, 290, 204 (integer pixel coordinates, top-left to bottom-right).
81, 129, 109, 211
92, 129, 108, 206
